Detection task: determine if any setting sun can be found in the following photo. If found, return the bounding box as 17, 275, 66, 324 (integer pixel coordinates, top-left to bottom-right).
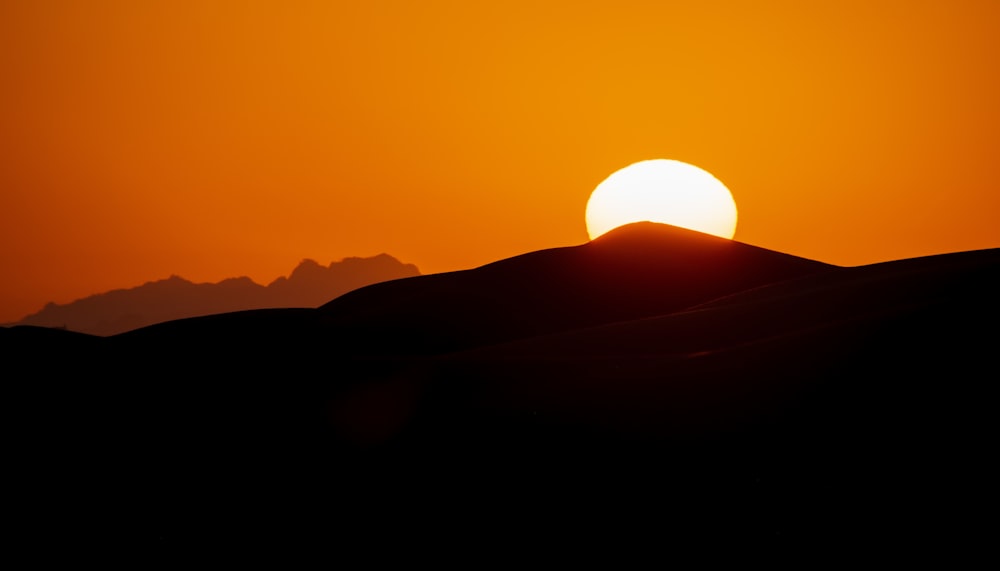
585, 159, 738, 240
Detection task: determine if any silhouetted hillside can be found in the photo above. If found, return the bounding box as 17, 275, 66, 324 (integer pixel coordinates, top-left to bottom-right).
5, 223, 998, 560
313, 221, 835, 354
8, 253, 419, 336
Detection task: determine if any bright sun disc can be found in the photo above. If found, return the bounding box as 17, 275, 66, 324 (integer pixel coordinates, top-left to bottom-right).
585, 159, 738, 240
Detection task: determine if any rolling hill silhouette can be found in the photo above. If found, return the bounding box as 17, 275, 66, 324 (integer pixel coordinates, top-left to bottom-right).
7, 253, 419, 336
5, 222, 997, 560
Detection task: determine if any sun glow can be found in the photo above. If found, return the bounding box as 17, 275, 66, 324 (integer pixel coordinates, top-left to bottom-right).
585, 159, 738, 240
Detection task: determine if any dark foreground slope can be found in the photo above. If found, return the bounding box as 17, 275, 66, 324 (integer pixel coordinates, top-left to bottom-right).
5, 223, 998, 561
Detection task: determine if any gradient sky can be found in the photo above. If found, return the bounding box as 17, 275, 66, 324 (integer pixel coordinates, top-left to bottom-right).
3, 0, 999, 323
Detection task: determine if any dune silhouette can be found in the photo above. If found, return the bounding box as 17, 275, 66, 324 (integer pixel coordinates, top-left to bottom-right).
310, 221, 834, 355
5, 222, 997, 559
8, 253, 419, 336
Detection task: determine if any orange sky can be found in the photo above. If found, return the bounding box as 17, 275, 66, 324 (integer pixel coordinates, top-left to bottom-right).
2, 0, 999, 324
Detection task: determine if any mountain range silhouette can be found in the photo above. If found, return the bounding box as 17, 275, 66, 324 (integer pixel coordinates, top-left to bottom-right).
5, 222, 997, 562
7, 253, 420, 336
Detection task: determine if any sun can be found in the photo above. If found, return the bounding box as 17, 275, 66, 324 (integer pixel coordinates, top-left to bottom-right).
585, 159, 738, 240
